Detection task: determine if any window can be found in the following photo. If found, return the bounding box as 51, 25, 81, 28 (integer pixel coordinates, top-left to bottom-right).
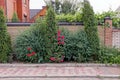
24, 14, 27, 22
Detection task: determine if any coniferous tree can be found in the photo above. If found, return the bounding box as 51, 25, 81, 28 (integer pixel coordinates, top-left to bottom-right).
45, 6, 64, 62
45, 6, 57, 61
0, 8, 12, 62
12, 12, 19, 22
82, 0, 100, 60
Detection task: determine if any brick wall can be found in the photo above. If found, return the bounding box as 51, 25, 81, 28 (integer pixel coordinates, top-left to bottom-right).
104, 17, 113, 47
17, 0, 30, 22
0, 0, 6, 15
104, 17, 120, 48
6, 0, 17, 20
7, 25, 104, 45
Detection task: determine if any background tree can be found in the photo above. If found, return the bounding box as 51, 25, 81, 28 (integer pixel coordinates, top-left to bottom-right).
0, 8, 12, 62
55, 0, 61, 14
12, 12, 19, 22
82, 0, 100, 61
44, 0, 82, 14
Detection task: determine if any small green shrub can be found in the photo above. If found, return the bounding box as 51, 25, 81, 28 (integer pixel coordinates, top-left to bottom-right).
99, 46, 120, 64
15, 19, 47, 63
61, 29, 92, 62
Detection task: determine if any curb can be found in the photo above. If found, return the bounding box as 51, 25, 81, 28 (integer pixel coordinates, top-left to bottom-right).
0, 75, 120, 79
0, 63, 119, 67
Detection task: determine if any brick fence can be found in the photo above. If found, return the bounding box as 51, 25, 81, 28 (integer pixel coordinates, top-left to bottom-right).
7, 19, 120, 48
104, 17, 120, 48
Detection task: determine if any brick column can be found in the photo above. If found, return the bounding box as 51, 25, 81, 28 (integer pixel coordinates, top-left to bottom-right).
104, 17, 112, 47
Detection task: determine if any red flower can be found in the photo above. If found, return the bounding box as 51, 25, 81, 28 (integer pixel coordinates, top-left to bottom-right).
27, 47, 31, 51
31, 52, 36, 55
57, 37, 61, 41
50, 57, 56, 61
57, 30, 61, 36
57, 42, 61, 45
26, 52, 36, 57
27, 53, 32, 57
61, 36, 65, 39
61, 42, 64, 45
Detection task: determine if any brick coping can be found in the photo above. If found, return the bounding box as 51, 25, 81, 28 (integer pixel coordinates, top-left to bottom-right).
0, 63, 119, 67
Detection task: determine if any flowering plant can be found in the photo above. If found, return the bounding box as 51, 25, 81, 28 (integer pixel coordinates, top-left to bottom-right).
49, 30, 65, 63
57, 30, 65, 45
26, 47, 36, 57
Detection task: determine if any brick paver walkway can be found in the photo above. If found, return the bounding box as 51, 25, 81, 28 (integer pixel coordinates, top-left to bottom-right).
0, 64, 120, 80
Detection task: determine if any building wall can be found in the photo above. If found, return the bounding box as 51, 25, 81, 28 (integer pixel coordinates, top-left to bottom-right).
30, 6, 47, 22
16, 0, 22, 21
17, 0, 30, 22
0, 0, 30, 22
6, 0, 17, 21
0, 0, 6, 15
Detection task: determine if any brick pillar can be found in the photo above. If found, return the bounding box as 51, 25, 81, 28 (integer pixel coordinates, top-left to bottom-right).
104, 17, 112, 47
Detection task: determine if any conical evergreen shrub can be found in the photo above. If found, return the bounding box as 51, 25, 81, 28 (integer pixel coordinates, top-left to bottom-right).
12, 12, 19, 22
45, 6, 64, 62
82, 0, 100, 61
0, 8, 12, 62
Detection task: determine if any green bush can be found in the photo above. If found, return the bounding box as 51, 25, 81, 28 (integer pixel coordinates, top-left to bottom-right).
113, 18, 120, 28
61, 29, 93, 62
99, 46, 120, 64
15, 19, 47, 63
16, 7, 64, 63
0, 8, 12, 63
56, 13, 82, 22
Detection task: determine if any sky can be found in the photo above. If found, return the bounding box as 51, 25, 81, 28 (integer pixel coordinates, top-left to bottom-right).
30, 0, 120, 13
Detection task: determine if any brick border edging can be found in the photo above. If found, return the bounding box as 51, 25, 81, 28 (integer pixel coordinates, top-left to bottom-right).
0, 75, 120, 79
0, 63, 119, 67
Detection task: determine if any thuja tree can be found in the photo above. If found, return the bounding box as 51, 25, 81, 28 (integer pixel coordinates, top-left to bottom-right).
0, 8, 12, 62
82, 0, 100, 61
12, 12, 19, 22
45, 6, 64, 62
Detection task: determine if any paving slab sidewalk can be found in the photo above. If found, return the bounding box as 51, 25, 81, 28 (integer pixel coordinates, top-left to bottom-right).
0, 63, 120, 80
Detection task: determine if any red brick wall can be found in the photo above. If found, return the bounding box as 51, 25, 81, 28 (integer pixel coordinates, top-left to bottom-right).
16, 0, 22, 21
0, 0, 30, 22
7, 25, 104, 45
0, 0, 6, 15
6, 0, 17, 21
104, 18, 112, 47
17, 0, 30, 22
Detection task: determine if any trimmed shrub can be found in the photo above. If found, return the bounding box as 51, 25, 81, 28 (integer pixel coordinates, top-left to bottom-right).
15, 19, 47, 63
0, 8, 12, 63
61, 29, 92, 62
82, 0, 100, 60
45, 6, 64, 62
